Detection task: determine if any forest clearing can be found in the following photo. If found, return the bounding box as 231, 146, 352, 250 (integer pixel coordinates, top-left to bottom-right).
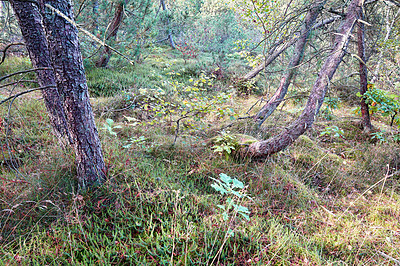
1, 0, 400, 264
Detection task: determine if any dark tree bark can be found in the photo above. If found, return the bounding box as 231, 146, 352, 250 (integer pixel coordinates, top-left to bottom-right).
245, 0, 363, 159
95, 1, 124, 67
240, 16, 340, 82
9, 0, 71, 145
160, 0, 175, 49
254, 0, 326, 126
357, 8, 373, 131
39, 0, 106, 188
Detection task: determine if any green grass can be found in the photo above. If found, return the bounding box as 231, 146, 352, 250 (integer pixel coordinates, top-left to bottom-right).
1, 50, 400, 265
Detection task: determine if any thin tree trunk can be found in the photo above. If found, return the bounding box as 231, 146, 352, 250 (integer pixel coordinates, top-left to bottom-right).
357, 9, 373, 131
9, 0, 71, 145
254, 0, 326, 126
371, 8, 400, 83
241, 16, 340, 82
95, 1, 124, 67
160, 0, 175, 49
245, 0, 363, 159
39, 0, 106, 188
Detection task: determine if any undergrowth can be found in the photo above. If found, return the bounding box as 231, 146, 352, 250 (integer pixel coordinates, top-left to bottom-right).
1, 50, 399, 265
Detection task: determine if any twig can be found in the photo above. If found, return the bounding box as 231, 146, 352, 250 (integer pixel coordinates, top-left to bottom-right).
377, 251, 400, 265
0, 85, 55, 105
0, 68, 50, 83
44, 3, 135, 65
0, 176, 30, 184
172, 103, 214, 145
0, 80, 38, 89
0, 42, 24, 65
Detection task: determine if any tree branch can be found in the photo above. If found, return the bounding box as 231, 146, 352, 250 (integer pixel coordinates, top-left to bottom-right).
0, 68, 50, 83
0, 85, 55, 105
0, 42, 24, 65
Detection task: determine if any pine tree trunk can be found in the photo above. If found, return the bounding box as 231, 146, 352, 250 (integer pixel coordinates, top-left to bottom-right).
95, 2, 124, 68
160, 0, 175, 49
39, 0, 106, 188
254, 0, 326, 126
245, 0, 363, 159
357, 9, 373, 131
9, 0, 71, 145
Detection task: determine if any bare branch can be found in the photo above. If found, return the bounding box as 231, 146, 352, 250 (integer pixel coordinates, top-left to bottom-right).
0, 85, 55, 105
0, 42, 24, 65
0, 68, 50, 83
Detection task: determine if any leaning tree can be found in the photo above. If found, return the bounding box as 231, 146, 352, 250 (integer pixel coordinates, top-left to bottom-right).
243, 0, 366, 158
9, 0, 106, 188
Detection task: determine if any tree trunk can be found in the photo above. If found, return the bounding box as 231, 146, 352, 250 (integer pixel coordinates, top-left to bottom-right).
160, 0, 175, 49
357, 8, 373, 131
95, 2, 124, 68
245, 0, 363, 159
39, 0, 106, 188
371, 8, 400, 83
240, 16, 340, 82
254, 0, 326, 126
9, 0, 71, 145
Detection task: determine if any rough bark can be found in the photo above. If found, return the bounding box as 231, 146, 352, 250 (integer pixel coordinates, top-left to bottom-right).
9, 0, 71, 145
240, 16, 340, 82
39, 0, 106, 188
160, 0, 175, 49
357, 8, 373, 131
254, 0, 326, 126
95, 2, 124, 67
246, 0, 363, 159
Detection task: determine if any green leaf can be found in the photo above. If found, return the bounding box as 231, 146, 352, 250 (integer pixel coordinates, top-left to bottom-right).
219, 173, 232, 184
106, 118, 114, 125
234, 205, 250, 214
231, 178, 244, 189
211, 183, 228, 194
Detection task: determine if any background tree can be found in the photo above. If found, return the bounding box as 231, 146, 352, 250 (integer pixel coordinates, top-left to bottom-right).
246, 0, 364, 158
254, 0, 326, 126
95, 1, 125, 67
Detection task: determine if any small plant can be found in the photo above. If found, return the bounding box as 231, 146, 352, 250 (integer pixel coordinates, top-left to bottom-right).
321, 96, 340, 120
123, 136, 147, 149
357, 84, 400, 126
208, 173, 251, 265
392, 132, 400, 143
370, 130, 387, 143
319, 126, 345, 140
211, 132, 238, 160
210, 173, 250, 223
102, 118, 122, 136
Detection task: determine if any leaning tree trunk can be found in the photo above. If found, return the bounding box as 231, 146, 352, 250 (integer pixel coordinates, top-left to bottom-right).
357, 8, 373, 131
9, 0, 71, 145
95, 1, 124, 67
39, 0, 106, 188
254, 0, 326, 126
240, 16, 340, 82
160, 0, 175, 49
245, 0, 363, 159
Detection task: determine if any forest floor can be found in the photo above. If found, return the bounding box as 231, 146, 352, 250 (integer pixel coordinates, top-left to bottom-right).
0, 47, 399, 265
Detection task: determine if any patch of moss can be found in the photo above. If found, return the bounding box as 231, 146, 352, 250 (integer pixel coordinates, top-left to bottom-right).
296, 135, 316, 149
